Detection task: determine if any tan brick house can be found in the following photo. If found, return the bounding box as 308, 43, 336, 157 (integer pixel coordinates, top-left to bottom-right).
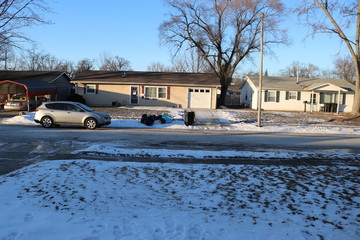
71, 71, 220, 109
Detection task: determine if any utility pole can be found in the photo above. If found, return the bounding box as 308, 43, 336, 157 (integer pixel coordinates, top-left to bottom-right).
257, 13, 264, 127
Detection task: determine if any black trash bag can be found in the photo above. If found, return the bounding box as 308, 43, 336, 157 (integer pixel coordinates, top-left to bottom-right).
141, 114, 147, 124
140, 114, 155, 126
140, 114, 166, 126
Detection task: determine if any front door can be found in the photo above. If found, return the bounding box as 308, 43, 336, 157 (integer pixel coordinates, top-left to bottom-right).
130, 86, 139, 104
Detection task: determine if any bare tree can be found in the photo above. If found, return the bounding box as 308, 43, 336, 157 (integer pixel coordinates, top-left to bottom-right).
74, 58, 94, 77
296, 0, 360, 114
333, 55, 356, 83
0, 0, 51, 50
160, 0, 288, 106
98, 52, 131, 71
22, 49, 62, 71
279, 61, 320, 78
171, 48, 212, 73
147, 62, 172, 72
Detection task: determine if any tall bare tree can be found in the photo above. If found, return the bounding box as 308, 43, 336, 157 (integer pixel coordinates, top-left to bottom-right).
279, 61, 320, 78
296, 0, 360, 114
98, 52, 132, 71
172, 48, 212, 73
333, 55, 356, 83
0, 0, 51, 49
160, 0, 288, 106
147, 62, 172, 72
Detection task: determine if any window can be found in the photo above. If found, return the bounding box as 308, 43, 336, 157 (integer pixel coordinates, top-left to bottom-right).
320, 92, 347, 104
45, 103, 65, 110
266, 91, 276, 102
310, 93, 317, 103
158, 87, 166, 98
286, 91, 301, 100
288, 91, 297, 99
86, 84, 96, 94
145, 87, 167, 99
145, 87, 157, 98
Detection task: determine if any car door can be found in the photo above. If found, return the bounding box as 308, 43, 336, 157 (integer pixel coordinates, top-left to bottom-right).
45, 103, 68, 123
65, 103, 86, 124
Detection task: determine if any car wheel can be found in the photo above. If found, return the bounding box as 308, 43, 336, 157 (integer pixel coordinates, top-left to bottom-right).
41, 116, 53, 128
84, 118, 97, 130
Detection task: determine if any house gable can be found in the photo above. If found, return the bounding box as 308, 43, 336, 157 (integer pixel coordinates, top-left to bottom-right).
305, 83, 349, 92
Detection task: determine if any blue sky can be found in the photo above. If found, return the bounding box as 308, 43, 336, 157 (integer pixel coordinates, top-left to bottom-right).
21, 0, 351, 75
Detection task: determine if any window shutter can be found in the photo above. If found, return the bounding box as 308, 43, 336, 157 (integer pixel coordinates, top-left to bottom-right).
84, 84, 87, 94
96, 84, 99, 94
319, 92, 324, 104
141, 86, 145, 98
264, 90, 268, 102
276, 91, 280, 102
167, 86, 170, 100
285, 91, 289, 100
342, 93, 346, 104
297, 92, 301, 100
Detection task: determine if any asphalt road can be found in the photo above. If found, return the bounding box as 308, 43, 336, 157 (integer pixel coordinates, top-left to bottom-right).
1, 124, 360, 175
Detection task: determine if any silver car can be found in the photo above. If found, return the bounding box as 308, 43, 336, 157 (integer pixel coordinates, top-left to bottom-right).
34, 101, 111, 130
4, 95, 36, 110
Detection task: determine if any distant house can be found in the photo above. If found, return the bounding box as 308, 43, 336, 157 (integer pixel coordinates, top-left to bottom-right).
240, 76, 355, 113
224, 80, 242, 107
0, 71, 73, 102
71, 71, 220, 109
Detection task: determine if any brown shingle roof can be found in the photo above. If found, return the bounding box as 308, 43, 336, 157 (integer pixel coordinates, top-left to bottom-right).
72, 71, 220, 87
0, 71, 69, 83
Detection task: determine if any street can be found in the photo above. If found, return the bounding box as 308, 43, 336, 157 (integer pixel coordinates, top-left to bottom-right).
1, 124, 360, 175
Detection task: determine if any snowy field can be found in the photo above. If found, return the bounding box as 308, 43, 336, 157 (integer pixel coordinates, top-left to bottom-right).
0, 160, 359, 240
1, 108, 360, 135
0, 108, 359, 239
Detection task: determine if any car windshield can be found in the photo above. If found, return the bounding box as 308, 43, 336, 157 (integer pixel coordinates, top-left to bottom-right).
11, 96, 26, 101
75, 103, 93, 112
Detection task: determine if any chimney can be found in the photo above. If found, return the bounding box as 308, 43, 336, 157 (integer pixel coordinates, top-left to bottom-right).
296, 65, 299, 84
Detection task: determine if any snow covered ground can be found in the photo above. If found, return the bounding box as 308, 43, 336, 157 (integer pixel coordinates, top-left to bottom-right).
1, 108, 360, 135
0, 160, 358, 240
0, 108, 359, 239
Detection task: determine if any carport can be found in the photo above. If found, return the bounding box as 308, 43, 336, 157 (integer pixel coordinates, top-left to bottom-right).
0, 80, 57, 111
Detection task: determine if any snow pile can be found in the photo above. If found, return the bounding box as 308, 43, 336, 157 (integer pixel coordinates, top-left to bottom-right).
0, 160, 358, 240
1, 112, 35, 125
74, 143, 360, 160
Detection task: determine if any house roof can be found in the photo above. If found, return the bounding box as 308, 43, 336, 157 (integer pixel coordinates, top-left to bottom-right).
245, 76, 355, 92
0, 79, 57, 97
71, 71, 220, 87
0, 71, 70, 83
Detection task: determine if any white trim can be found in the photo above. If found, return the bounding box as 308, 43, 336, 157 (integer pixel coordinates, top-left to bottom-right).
129, 85, 139, 104
306, 83, 349, 92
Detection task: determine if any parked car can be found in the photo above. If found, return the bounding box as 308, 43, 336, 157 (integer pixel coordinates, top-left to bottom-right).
4, 94, 36, 110
34, 101, 111, 130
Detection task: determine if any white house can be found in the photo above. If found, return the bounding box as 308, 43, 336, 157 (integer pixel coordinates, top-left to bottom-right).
240, 76, 356, 113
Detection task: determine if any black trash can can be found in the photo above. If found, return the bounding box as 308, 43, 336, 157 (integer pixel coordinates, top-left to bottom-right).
184, 111, 195, 126
324, 103, 331, 112
332, 103, 338, 112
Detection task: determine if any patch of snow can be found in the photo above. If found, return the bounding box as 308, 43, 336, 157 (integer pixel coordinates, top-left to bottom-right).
1, 112, 36, 125
0, 160, 358, 240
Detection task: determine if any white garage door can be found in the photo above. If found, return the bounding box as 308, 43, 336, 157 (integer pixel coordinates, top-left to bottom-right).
188, 88, 212, 108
